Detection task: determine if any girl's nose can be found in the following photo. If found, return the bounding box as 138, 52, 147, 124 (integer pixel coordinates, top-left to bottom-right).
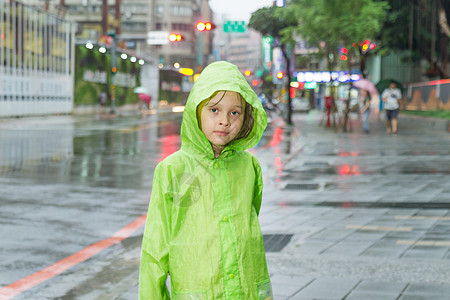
219, 114, 230, 126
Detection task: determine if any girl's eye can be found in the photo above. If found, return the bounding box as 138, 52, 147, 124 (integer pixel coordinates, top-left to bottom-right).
210, 108, 218, 113
231, 111, 240, 116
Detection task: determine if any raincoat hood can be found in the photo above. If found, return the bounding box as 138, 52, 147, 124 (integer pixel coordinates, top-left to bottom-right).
181, 61, 267, 158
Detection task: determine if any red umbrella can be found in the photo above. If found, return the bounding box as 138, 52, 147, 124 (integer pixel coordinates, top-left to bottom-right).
138, 93, 152, 104
353, 79, 379, 96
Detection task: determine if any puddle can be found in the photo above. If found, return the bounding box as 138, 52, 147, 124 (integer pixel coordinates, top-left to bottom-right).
283, 183, 320, 190
263, 234, 293, 252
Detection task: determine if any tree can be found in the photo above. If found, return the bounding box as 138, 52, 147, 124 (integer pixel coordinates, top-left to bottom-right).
290, 0, 388, 131
248, 6, 298, 125
375, 0, 449, 79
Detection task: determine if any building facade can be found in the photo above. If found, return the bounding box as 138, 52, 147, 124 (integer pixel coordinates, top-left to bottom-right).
154, 0, 213, 71
0, 0, 75, 117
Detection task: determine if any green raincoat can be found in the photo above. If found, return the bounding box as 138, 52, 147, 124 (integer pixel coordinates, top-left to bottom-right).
139, 61, 272, 300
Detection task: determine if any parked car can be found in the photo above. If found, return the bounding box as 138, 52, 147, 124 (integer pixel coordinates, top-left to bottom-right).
292, 97, 311, 112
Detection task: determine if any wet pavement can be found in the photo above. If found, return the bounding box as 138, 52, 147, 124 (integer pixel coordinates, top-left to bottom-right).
1, 109, 450, 299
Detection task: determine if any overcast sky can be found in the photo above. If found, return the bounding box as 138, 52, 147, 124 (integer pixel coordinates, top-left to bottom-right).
209, 0, 274, 22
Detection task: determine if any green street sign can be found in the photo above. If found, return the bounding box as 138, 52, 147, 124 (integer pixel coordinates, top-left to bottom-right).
223, 21, 246, 33
304, 82, 317, 89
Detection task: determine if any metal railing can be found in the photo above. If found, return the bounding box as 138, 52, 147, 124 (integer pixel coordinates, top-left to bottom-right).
0, 0, 75, 117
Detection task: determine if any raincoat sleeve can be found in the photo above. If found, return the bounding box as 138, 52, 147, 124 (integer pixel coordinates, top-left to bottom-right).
139, 164, 172, 300
252, 156, 264, 216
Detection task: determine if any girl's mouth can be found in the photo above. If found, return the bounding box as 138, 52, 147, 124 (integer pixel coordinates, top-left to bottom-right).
214, 131, 229, 136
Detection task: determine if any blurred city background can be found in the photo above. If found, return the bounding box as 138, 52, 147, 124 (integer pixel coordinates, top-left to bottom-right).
1, 0, 450, 299
0, 0, 448, 122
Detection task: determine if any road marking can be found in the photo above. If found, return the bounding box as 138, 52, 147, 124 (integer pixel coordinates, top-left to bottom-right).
397, 240, 450, 247
116, 123, 153, 133
395, 216, 450, 221
0, 214, 147, 300
346, 225, 413, 231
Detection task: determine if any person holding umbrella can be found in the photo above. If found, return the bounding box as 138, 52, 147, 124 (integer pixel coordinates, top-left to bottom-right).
359, 89, 371, 133
381, 81, 402, 134
134, 86, 152, 111
353, 78, 379, 134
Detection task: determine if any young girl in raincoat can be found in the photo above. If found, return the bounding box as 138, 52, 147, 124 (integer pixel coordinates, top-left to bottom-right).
139, 61, 272, 300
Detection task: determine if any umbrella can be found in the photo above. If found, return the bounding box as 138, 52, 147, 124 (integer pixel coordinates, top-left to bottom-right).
352, 79, 379, 96
138, 93, 152, 104
375, 79, 403, 94
134, 86, 149, 94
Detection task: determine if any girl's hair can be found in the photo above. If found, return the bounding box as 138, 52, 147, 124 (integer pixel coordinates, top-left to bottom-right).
198, 90, 254, 142
234, 94, 254, 141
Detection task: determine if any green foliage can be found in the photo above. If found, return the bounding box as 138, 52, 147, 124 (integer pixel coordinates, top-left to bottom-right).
401, 110, 450, 120
74, 45, 141, 106
292, 0, 388, 55
375, 0, 449, 78
248, 7, 297, 39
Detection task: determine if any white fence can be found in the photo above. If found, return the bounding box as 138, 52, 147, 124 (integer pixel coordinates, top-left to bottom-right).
0, 0, 75, 117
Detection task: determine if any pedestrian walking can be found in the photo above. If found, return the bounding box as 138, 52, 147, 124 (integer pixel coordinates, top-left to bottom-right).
381, 81, 402, 134
359, 90, 371, 133
138, 93, 152, 110
139, 61, 272, 299
98, 91, 106, 113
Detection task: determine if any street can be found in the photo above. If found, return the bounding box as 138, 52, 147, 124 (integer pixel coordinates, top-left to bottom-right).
0, 112, 183, 298
1, 110, 450, 299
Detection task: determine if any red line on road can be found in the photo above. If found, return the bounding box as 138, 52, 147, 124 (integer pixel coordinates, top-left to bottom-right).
0, 214, 147, 300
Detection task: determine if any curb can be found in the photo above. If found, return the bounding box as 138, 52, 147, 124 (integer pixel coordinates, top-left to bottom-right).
400, 114, 450, 132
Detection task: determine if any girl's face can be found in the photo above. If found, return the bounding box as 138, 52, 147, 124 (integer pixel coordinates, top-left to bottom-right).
199, 91, 244, 150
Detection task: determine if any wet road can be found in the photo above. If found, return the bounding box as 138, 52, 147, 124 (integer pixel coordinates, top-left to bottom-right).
0, 113, 183, 289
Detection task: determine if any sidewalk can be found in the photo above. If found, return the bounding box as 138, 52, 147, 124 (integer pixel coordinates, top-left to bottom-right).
259, 111, 450, 299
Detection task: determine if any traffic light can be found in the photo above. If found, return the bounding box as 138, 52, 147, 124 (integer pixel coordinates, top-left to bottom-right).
360, 40, 376, 54
111, 67, 117, 73
196, 22, 215, 31
244, 69, 251, 76
276, 71, 284, 79
340, 47, 348, 61
169, 33, 183, 42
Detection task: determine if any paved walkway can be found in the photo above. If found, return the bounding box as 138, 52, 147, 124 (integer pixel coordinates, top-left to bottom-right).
259, 111, 450, 300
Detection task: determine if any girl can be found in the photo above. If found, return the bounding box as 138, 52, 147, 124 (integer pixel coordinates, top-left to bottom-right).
139, 61, 272, 299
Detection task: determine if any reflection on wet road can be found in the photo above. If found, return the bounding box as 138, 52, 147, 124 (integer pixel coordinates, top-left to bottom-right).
0, 114, 182, 289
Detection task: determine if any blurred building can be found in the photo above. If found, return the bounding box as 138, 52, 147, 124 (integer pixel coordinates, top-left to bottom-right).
212, 17, 263, 92
23, 0, 156, 59
154, 0, 213, 71
0, 1, 75, 117
225, 29, 262, 74
22, 0, 214, 104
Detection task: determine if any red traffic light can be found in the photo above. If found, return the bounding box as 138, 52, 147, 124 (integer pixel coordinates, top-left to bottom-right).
169, 33, 183, 42
196, 22, 214, 31
341, 47, 348, 54
276, 71, 284, 79
340, 54, 348, 61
